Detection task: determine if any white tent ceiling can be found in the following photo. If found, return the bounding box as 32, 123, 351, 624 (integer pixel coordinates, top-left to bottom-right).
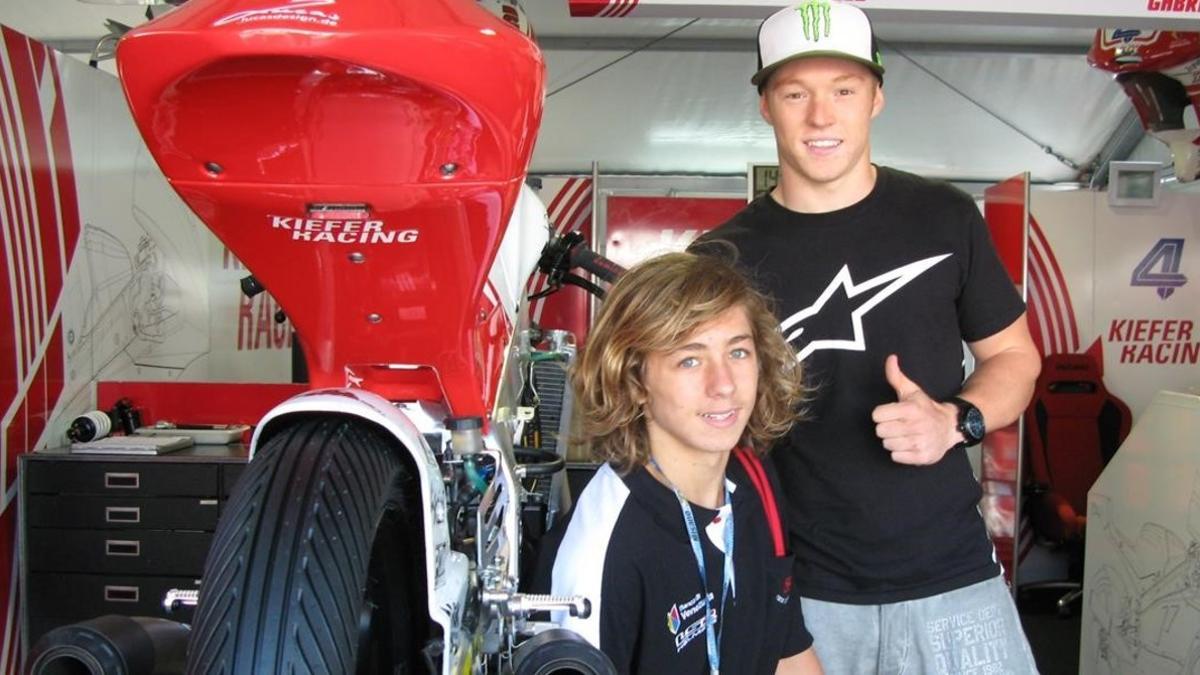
1, 0, 1192, 184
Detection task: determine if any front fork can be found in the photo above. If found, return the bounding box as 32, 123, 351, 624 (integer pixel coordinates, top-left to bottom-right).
452, 420, 589, 671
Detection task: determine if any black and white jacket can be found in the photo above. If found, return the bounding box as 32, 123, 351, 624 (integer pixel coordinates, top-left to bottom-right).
534, 449, 812, 675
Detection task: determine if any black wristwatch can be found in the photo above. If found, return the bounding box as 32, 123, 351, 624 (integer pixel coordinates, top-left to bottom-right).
947, 396, 985, 448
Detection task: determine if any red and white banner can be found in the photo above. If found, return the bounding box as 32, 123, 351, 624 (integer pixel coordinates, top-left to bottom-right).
0, 26, 86, 670
984, 183, 1199, 417
1029, 190, 1199, 418
570, 0, 1200, 28
207, 243, 293, 382
0, 24, 295, 664
604, 195, 744, 269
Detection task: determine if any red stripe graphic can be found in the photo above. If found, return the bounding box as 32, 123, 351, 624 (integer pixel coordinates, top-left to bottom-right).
3, 28, 43, 368
1026, 213, 1082, 357
1028, 245, 1065, 352
0, 28, 79, 662
30, 38, 45, 87
567, 0, 611, 17
560, 187, 593, 239
0, 32, 29, 398
544, 176, 580, 217
46, 52, 77, 293
1029, 216, 1078, 352
1026, 255, 1055, 353
1032, 228, 1070, 353
6, 30, 57, 349
1026, 264, 1053, 354
618, 0, 640, 17
1026, 230, 1054, 355
554, 178, 592, 231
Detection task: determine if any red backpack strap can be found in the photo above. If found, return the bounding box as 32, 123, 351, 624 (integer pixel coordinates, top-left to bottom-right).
733, 448, 786, 557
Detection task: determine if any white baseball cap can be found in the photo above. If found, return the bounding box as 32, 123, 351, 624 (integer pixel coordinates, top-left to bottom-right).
752, 1, 885, 90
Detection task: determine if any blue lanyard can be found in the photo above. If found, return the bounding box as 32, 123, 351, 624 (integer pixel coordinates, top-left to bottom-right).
649, 458, 735, 675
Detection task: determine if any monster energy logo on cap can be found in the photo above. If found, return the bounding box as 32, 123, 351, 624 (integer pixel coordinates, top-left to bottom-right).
796, 0, 832, 42
751, 0, 885, 89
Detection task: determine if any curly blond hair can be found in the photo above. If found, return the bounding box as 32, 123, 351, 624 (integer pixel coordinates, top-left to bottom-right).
571, 251, 804, 472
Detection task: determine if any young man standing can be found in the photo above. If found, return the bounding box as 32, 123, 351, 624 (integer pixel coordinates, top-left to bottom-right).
691, 2, 1043, 672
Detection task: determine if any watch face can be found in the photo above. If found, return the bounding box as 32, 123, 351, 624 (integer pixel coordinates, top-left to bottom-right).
962, 406, 985, 443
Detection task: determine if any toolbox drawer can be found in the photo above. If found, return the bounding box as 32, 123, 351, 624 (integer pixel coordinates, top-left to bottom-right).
26, 495, 220, 530
27, 528, 213, 576
24, 461, 220, 497
27, 572, 199, 627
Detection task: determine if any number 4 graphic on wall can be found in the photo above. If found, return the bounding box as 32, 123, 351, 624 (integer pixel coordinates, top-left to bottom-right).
1131, 238, 1187, 299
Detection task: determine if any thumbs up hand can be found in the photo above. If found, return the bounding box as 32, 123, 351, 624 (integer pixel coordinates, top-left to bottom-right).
871, 354, 962, 465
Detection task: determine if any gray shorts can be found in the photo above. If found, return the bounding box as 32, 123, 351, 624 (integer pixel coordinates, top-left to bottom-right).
801, 576, 1039, 675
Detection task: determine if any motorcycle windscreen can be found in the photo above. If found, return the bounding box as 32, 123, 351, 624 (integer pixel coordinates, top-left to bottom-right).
117, 0, 545, 416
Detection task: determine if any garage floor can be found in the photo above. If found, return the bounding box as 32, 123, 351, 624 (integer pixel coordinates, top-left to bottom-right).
1019, 591, 1083, 675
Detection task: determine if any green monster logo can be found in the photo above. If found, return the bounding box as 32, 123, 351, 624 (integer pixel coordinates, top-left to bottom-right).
794, 0, 832, 41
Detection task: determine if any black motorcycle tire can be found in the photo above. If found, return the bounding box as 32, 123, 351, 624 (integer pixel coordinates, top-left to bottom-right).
185, 416, 428, 674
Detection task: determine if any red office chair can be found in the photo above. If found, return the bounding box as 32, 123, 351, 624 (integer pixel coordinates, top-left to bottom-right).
1023, 353, 1132, 615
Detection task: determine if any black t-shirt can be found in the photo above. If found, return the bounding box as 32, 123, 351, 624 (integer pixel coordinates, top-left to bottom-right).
533, 450, 812, 675
690, 166, 1026, 604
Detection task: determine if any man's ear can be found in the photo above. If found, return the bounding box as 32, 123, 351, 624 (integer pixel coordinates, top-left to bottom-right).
759, 94, 774, 126
870, 84, 885, 120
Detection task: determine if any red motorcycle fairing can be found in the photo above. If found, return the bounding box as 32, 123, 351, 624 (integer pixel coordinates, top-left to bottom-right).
1088, 29, 1200, 181
1089, 29, 1200, 75
117, 0, 545, 417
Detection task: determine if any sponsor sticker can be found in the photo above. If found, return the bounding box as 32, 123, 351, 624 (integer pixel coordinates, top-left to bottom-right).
269, 215, 419, 245
667, 592, 715, 652
215, 0, 341, 27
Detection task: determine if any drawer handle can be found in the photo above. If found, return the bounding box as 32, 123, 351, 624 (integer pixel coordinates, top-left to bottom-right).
105, 539, 141, 557
104, 472, 140, 489
104, 585, 140, 603
105, 506, 141, 524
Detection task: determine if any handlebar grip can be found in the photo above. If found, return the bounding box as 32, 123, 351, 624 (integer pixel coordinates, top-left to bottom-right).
569, 246, 624, 284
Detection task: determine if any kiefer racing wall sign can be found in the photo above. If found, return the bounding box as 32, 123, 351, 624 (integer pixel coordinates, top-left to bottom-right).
569, 0, 1200, 29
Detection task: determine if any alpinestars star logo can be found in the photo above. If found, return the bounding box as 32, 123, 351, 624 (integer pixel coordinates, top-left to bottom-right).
795, 0, 832, 40
780, 254, 950, 362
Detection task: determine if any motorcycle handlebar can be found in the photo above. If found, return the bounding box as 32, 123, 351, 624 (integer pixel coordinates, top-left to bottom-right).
533, 231, 625, 301
568, 245, 623, 284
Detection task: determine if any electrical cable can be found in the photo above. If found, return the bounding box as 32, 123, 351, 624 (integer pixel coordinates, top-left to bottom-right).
879, 39, 1083, 172
547, 18, 701, 98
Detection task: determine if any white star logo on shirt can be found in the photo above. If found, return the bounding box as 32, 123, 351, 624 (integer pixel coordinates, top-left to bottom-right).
780, 254, 951, 362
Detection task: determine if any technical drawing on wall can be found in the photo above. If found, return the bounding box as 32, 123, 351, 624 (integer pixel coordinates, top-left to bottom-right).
63, 219, 207, 382
1084, 478, 1200, 675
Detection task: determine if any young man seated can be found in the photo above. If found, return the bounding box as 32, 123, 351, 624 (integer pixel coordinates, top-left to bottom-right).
534, 252, 824, 675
